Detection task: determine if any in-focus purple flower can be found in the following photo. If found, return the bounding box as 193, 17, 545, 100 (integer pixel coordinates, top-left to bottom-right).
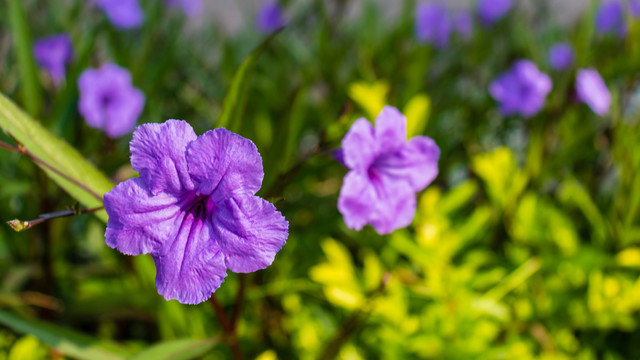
595, 0, 626, 37
631, 0, 640, 18
166, 0, 203, 17
452, 10, 473, 39
576, 68, 611, 116
33, 34, 74, 86
256, 1, 286, 33
338, 106, 440, 235
78, 63, 145, 138
104, 120, 288, 304
477, 0, 512, 26
94, 0, 144, 29
489, 60, 552, 117
548, 43, 574, 71
415, 2, 452, 48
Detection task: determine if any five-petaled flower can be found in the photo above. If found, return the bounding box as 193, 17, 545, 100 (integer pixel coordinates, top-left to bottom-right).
33, 34, 74, 86
78, 63, 145, 138
104, 120, 289, 304
489, 60, 552, 118
338, 106, 440, 235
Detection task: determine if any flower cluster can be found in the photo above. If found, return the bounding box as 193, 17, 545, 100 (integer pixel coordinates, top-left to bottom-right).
104, 120, 289, 304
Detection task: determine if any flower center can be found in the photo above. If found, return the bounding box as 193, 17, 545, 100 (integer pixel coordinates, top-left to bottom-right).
183, 194, 214, 221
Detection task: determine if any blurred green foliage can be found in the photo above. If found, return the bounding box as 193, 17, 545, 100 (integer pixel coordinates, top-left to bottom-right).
0, 0, 639, 359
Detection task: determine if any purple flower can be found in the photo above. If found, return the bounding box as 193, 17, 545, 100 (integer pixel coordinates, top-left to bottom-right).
631, 0, 640, 18
452, 10, 473, 39
104, 120, 288, 304
548, 43, 574, 71
489, 60, 552, 117
94, 0, 144, 29
256, 1, 286, 33
166, 0, 203, 17
595, 0, 626, 37
33, 34, 74, 86
78, 63, 145, 138
477, 0, 512, 26
415, 3, 452, 48
576, 69, 611, 116
338, 106, 440, 234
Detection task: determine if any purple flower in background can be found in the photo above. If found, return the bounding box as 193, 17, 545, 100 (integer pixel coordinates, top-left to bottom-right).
338, 106, 440, 234
489, 60, 552, 117
631, 0, 640, 18
576, 69, 611, 116
78, 63, 145, 138
452, 10, 473, 39
256, 1, 286, 33
477, 0, 512, 26
166, 0, 203, 17
33, 34, 74, 86
595, 0, 626, 36
104, 120, 288, 304
415, 2, 452, 48
94, 0, 144, 29
548, 43, 574, 71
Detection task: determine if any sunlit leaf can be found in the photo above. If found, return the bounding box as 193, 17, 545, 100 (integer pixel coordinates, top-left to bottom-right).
131, 338, 219, 360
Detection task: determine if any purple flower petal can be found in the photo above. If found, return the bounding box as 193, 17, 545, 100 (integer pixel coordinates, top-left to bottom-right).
595, 0, 626, 37
78, 63, 145, 138
338, 172, 377, 231
489, 60, 552, 118
415, 2, 452, 48
375, 106, 407, 152
576, 68, 611, 116
186, 128, 263, 200
130, 120, 197, 195
453, 10, 473, 39
213, 195, 288, 273
33, 34, 74, 86
104, 177, 183, 256
94, 0, 144, 29
631, 0, 640, 18
373, 136, 440, 193
337, 106, 440, 234
341, 118, 377, 172
256, 1, 286, 33
548, 43, 574, 71
104, 120, 288, 304
477, 0, 512, 26
153, 213, 227, 304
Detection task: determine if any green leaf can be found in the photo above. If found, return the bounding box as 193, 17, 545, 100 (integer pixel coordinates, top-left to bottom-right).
217, 31, 282, 132
0, 310, 129, 360
7, 0, 42, 116
131, 338, 220, 360
0, 93, 114, 222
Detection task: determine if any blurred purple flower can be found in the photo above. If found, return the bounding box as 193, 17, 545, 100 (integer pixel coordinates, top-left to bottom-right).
78, 63, 145, 138
477, 0, 512, 26
576, 69, 611, 116
489, 60, 552, 117
256, 1, 286, 33
104, 120, 288, 304
452, 10, 473, 38
33, 34, 74, 86
94, 0, 144, 29
166, 0, 203, 17
415, 2, 452, 48
338, 106, 440, 235
548, 43, 574, 71
595, 0, 626, 37
631, 0, 640, 18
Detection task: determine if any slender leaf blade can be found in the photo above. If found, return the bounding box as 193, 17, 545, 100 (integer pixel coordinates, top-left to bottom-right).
131, 338, 220, 360
217, 30, 282, 132
0, 310, 128, 360
0, 93, 113, 222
